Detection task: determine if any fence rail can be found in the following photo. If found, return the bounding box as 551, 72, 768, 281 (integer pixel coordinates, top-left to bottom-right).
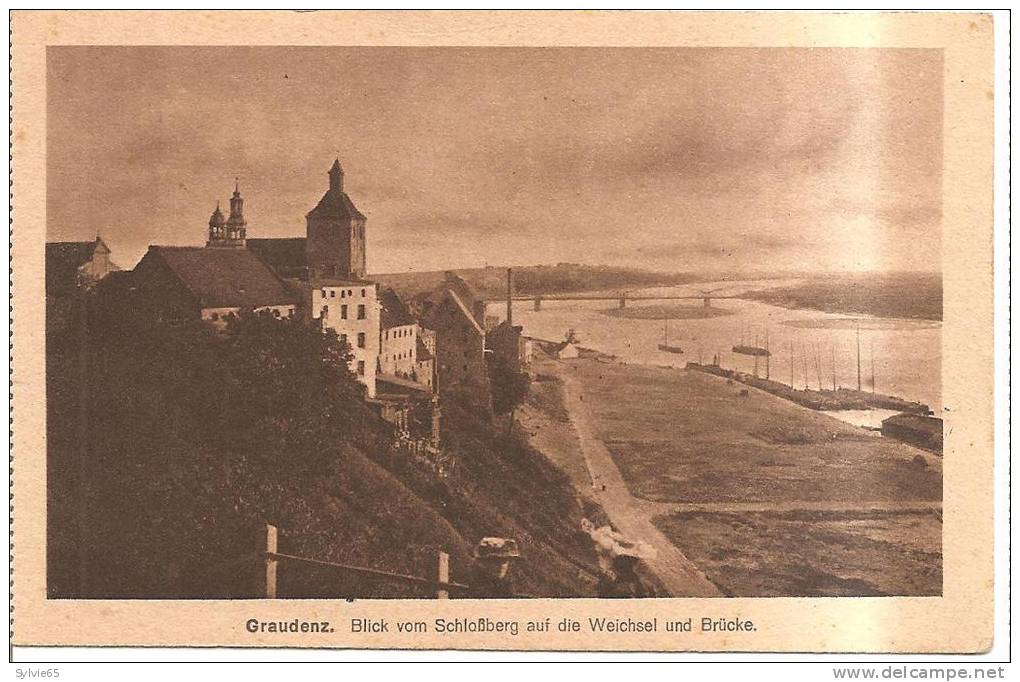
262, 524, 467, 599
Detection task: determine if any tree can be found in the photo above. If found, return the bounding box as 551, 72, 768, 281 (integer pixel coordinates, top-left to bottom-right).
487, 353, 530, 416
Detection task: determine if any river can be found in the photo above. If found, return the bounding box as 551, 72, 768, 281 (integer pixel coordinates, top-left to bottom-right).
490, 280, 942, 429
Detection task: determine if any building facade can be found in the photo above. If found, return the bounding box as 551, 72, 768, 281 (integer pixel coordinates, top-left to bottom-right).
421, 274, 490, 407
310, 279, 381, 398
379, 287, 421, 382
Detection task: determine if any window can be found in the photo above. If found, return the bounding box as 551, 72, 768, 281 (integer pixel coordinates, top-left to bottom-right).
341, 304, 348, 320
330, 290, 336, 298
210, 312, 219, 321
341, 290, 346, 298
273, 309, 281, 318
287, 308, 294, 318
321, 305, 328, 318
357, 360, 365, 376
357, 332, 366, 349
357, 304, 366, 320
320, 289, 326, 298
361, 288, 366, 297
340, 334, 348, 345
385, 330, 389, 340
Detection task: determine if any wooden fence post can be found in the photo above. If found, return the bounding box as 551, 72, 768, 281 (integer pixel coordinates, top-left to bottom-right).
264, 524, 278, 599
435, 551, 450, 599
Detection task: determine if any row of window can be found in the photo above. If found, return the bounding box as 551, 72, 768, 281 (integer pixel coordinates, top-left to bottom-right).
339, 332, 368, 349
321, 287, 368, 299
321, 304, 367, 320
384, 326, 414, 340
208, 308, 293, 321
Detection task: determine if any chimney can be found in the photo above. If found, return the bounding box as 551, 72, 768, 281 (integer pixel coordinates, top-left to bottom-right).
506, 268, 513, 327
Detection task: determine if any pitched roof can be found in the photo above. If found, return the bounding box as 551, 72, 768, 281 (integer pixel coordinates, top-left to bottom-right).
143, 246, 299, 309
419, 271, 484, 328
441, 271, 480, 309
446, 290, 485, 336
246, 237, 307, 271
306, 188, 367, 221
379, 287, 415, 329
46, 238, 118, 294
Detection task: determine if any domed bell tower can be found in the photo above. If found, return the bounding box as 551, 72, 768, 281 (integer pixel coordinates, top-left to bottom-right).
206, 179, 247, 248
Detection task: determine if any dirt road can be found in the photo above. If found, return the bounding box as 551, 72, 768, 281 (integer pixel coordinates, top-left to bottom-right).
558, 371, 722, 597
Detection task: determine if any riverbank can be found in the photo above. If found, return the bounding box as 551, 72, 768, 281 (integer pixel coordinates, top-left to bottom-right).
686, 362, 932, 415
740, 272, 942, 321
602, 304, 733, 320
519, 352, 942, 597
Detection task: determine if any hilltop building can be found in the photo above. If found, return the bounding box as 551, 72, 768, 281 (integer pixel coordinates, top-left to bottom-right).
45, 236, 121, 333
130, 246, 299, 325
46, 237, 120, 296
232, 160, 382, 396
64, 157, 447, 431
421, 272, 490, 407
206, 181, 248, 249
378, 287, 420, 381
310, 279, 380, 398
245, 160, 366, 281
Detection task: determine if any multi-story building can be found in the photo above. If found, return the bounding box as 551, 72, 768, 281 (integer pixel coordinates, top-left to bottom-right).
421, 272, 490, 408
379, 287, 420, 381
310, 279, 381, 398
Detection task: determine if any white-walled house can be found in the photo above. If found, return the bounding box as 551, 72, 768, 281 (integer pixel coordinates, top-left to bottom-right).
310, 278, 381, 398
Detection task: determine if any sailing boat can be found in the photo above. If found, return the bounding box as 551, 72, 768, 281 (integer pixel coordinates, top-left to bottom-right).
733, 321, 771, 357
658, 315, 683, 354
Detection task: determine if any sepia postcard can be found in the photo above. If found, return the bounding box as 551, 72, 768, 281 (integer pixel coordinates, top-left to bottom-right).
10, 10, 996, 653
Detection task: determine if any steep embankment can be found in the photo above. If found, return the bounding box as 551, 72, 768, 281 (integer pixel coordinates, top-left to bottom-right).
47, 304, 601, 599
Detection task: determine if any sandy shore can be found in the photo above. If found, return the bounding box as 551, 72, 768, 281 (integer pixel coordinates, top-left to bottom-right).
519, 352, 942, 597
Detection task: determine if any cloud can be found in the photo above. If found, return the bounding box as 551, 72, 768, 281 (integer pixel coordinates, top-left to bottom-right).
47, 46, 943, 274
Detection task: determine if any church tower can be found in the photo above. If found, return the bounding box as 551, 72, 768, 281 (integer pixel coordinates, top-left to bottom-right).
305, 157, 367, 278
206, 180, 247, 248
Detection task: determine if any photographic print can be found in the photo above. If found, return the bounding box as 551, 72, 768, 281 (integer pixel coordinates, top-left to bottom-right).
11, 11, 995, 652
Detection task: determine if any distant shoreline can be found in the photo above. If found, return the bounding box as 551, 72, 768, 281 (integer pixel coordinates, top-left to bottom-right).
740, 273, 942, 322
601, 304, 734, 321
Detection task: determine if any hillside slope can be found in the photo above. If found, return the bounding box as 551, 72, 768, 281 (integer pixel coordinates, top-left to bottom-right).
47, 299, 602, 598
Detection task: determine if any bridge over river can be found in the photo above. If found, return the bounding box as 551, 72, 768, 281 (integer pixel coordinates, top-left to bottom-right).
495, 293, 742, 310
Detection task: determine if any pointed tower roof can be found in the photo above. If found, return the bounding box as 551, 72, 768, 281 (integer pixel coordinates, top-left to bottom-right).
307, 157, 366, 221
209, 202, 225, 226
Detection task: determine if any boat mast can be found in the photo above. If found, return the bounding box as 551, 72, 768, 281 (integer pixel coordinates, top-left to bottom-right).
870, 340, 876, 394
831, 344, 837, 392
801, 343, 810, 390
753, 332, 759, 378
789, 342, 794, 389
856, 323, 862, 392
764, 323, 770, 380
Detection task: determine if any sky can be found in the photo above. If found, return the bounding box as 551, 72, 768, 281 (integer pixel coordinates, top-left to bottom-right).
47, 47, 943, 274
